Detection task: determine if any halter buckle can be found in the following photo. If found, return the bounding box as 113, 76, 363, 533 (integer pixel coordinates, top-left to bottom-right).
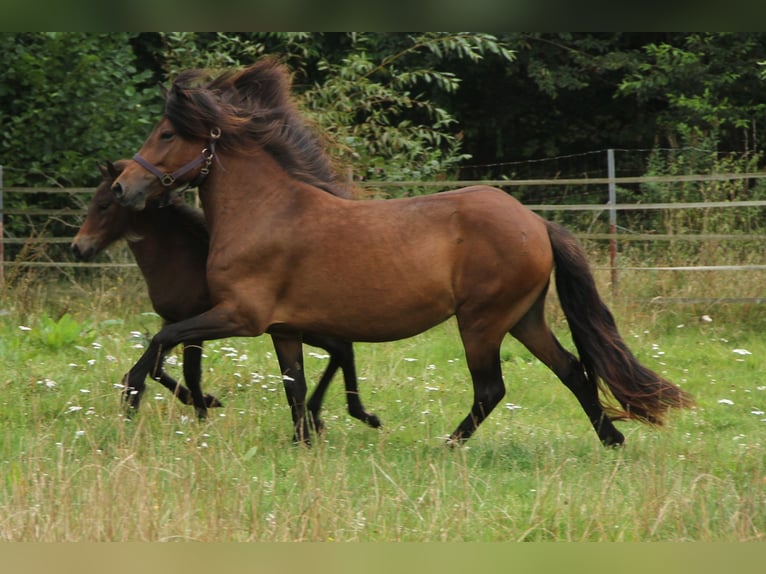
160, 174, 176, 187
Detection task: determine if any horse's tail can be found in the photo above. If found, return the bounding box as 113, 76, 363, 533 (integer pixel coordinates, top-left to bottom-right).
545, 220, 694, 424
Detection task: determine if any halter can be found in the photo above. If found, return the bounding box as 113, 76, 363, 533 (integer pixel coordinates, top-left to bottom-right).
132, 127, 221, 188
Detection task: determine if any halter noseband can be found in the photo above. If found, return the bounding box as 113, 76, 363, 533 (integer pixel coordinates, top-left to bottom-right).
133, 127, 221, 188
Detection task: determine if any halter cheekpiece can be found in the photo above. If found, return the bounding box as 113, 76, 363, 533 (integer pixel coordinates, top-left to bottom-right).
133, 127, 221, 188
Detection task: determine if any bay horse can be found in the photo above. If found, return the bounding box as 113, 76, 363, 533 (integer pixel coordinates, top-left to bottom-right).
72, 159, 380, 428
111, 58, 692, 446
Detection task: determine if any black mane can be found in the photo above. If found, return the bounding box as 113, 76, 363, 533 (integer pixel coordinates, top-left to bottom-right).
165, 58, 351, 198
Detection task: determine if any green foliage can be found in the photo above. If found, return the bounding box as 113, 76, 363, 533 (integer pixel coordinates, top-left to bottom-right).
33, 312, 95, 349
4, 32, 766, 189
152, 32, 319, 79
617, 33, 766, 151
0, 32, 160, 187
4, 32, 766, 197
301, 33, 514, 185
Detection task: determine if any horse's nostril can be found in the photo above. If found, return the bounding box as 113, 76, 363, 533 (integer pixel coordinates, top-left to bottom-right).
112, 182, 124, 197
71, 243, 84, 260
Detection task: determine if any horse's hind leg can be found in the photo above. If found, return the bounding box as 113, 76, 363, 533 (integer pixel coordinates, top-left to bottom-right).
303, 334, 381, 431
509, 292, 624, 446
155, 367, 194, 405
305, 353, 340, 432
449, 330, 506, 444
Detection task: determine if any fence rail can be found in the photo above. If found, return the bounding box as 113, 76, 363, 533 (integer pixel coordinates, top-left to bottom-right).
3, 162, 766, 303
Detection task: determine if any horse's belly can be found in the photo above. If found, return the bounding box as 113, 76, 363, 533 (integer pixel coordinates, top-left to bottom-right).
274, 281, 455, 342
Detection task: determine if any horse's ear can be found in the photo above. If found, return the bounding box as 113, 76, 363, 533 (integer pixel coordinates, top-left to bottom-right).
98, 162, 110, 178
169, 81, 189, 100
105, 160, 120, 179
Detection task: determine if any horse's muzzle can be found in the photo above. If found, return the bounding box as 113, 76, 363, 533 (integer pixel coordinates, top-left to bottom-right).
70, 241, 94, 262
111, 181, 146, 209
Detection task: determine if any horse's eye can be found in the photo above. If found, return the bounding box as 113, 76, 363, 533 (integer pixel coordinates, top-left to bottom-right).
160, 131, 175, 141
97, 203, 111, 212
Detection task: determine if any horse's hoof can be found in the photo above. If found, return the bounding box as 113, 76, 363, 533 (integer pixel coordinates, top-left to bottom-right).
445, 435, 465, 448
292, 428, 312, 447
601, 430, 625, 448
311, 419, 326, 434
122, 389, 141, 409
365, 414, 382, 429
204, 394, 223, 408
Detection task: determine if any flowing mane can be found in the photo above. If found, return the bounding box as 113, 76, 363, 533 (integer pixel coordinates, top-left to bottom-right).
165, 58, 352, 198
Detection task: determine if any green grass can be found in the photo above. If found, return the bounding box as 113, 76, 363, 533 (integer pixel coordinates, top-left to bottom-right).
0, 273, 764, 541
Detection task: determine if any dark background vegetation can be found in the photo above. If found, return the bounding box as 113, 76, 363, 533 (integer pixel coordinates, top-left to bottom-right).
3, 32, 766, 249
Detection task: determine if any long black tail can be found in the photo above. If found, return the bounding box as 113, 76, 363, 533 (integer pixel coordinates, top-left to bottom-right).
546, 221, 694, 424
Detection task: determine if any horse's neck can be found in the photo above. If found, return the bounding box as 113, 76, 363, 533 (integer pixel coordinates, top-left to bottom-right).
125, 208, 200, 278
199, 151, 339, 227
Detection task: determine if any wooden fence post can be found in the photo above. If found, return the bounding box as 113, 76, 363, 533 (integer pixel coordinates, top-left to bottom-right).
607, 149, 617, 297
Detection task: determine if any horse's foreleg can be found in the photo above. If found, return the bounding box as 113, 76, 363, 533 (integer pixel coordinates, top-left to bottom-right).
271, 332, 310, 445
122, 343, 166, 413
123, 305, 245, 416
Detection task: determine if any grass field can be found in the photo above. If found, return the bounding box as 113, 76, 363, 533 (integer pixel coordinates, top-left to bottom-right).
0, 268, 764, 541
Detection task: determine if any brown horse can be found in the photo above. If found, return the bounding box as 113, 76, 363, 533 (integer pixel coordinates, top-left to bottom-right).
72, 160, 379, 428
111, 58, 692, 446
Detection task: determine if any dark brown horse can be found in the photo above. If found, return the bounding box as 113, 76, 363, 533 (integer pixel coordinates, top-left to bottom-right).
111, 58, 692, 446
72, 160, 379, 428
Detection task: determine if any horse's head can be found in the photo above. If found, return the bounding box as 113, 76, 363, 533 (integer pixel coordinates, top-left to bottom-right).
111, 117, 220, 210
71, 160, 134, 261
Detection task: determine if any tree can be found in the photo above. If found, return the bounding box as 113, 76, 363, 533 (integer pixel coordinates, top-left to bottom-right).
449, 33, 766, 181
617, 33, 766, 154
299, 32, 515, 185
0, 32, 159, 187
